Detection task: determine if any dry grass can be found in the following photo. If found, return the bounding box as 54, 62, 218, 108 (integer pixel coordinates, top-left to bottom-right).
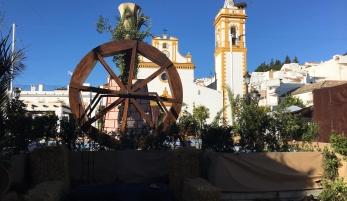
182, 178, 221, 201
30, 145, 70, 189
24, 180, 67, 201
167, 147, 200, 200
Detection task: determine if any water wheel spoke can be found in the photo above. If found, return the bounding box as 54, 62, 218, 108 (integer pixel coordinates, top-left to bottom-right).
97, 52, 126, 91
71, 83, 133, 96
85, 93, 100, 117
120, 99, 130, 132
82, 97, 125, 130
129, 98, 154, 127
127, 43, 138, 89
131, 64, 173, 92
158, 97, 181, 104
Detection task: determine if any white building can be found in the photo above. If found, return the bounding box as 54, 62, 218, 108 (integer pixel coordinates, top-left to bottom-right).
250, 54, 347, 109
15, 83, 102, 127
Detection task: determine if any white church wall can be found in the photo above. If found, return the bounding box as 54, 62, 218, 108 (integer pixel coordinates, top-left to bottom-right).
215, 54, 223, 91
230, 52, 244, 97
182, 84, 223, 124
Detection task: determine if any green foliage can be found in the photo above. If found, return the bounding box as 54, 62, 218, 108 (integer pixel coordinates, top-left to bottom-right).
178, 106, 198, 137
322, 146, 341, 181
226, 85, 241, 125
278, 95, 306, 109
111, 124, 179, 150
178, 104, 210, 137
211, 105, 228, 127
201, 125, 234, 152
293, 55, 299, 63
319, 178, 347, 201
3, 98, 32, 154
234, 100, 272, 152
254, 55, 299, 72
32, 112, 59, 142
330, 131, 347, 156
193, 104, 210, 130
0, 13, 26, 117
94, 5, 152, 83
318, 146, 347, 201
59, 114, 81, 151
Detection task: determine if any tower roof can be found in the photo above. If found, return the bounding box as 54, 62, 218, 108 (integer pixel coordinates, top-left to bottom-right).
224, 0, 236, 8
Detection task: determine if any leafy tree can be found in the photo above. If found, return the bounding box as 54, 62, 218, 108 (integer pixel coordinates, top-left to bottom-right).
59, 114, 81, 151
201, 125, 234, 152
318, 146, 347, 201
254, 56, 300, 72
293, 55, 299, 63
3, 98, 32, 154
278, 95, 306, 109
254, 62, 269, 72
193, 104, 210, 131
284, 55, 291, 64
234, 99, 272, 152
178, 104, 210, 147
95, 4, 152, 83
231, 93, 317, 152
178, 106, 198, 137
31, 112, 59, 144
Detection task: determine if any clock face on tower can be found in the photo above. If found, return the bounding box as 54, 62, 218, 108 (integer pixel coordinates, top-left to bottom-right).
162, 50, 170, 57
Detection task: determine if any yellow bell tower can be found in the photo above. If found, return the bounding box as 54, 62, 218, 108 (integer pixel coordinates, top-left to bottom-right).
214, 0, 248, 121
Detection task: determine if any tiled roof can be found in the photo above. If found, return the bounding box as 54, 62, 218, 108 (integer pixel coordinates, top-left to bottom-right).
291, 80, 347, 95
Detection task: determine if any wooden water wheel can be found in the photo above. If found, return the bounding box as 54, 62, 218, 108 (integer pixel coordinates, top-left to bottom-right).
69, 40, 183, 135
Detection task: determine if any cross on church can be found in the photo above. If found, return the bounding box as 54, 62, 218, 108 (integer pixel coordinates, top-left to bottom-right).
163, 28, 168, 34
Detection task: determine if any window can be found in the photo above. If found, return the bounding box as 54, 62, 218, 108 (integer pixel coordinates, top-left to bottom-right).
231, 26, 237, 45
198, 90, 201, 95
159, 72, 168, 83
163, 43, 167, 48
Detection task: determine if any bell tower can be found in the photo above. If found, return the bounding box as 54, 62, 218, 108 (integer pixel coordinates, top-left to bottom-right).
214, 0, 248, 121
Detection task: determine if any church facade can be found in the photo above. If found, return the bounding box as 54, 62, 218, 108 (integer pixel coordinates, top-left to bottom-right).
138, 0, 248, 123
137, 34, 223, 123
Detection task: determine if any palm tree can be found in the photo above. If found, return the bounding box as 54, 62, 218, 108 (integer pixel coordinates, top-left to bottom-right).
95, 3, 152, 84
226, 85, 241, 125
0, 24, 26, 150
0, 30, 26, 117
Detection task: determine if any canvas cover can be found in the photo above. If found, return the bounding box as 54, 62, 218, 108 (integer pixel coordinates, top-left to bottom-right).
313, 83, 347, 142
206, 152, 323, 192
10, 150, 325, 192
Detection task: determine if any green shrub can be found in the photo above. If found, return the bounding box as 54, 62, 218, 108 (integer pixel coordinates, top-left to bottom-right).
330, 131, 347, 156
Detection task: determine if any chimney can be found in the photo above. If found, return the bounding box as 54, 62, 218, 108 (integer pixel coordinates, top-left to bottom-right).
38, 84, 44, 91
31, 85, 36, 91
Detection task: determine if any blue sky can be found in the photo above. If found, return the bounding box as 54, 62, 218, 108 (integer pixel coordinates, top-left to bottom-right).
1, 0, 347, 87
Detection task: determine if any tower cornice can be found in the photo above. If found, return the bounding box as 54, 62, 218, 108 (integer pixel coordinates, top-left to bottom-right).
214, 13, 248, 26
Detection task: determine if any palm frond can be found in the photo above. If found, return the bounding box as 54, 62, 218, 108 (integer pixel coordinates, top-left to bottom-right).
212, 105, 229, 127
